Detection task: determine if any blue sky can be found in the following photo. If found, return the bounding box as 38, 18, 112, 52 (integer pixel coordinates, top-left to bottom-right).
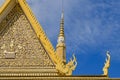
0, 0, 120, 78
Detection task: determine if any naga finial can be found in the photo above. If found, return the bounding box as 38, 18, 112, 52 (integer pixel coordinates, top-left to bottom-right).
56, 54, 77, 75
65, 54, 77, 75
103, 51, 110, 76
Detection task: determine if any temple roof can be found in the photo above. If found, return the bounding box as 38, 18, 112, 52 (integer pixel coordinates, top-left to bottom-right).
0, 0, 118, 79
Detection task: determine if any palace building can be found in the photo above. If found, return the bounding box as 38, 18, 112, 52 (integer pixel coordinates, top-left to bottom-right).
0, 0, 119, 79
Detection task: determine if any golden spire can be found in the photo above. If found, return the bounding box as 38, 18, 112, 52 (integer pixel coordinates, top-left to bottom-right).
59, 11, 64, 37
57, 4, 65, 44
59, 0, 64, 37
56, 1, 66, 64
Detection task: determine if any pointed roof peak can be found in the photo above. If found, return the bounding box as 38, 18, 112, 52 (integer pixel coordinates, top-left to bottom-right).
59, 0, 64, 37
59, 12, 64, 37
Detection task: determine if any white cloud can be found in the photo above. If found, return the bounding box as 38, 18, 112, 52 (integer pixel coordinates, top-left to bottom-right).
27, 0, 120, 61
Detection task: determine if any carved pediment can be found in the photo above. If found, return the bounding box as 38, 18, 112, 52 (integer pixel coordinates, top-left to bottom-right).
0, 4, 55, 68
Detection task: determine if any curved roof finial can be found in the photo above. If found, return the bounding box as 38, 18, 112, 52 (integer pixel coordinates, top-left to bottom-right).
103, 51, 111, 76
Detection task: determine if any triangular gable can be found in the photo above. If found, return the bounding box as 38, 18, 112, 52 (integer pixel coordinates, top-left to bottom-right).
0, 1, 56, 68
0, 0, 63, 65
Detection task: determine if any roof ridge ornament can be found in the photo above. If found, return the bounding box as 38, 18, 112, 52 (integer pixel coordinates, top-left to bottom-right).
103, 51, 110, 76
56, 54, 77, 75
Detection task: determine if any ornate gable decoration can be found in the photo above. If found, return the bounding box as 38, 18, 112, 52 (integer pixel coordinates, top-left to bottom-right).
0, 2, 55, 68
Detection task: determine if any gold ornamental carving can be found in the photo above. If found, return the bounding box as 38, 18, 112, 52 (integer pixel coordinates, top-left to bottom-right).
103, 51, 110, 76
56, 54, 77, 75
0, 4, 55, 68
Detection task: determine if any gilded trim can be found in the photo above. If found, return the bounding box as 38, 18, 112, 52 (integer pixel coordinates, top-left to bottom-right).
0, 0, 11, 15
